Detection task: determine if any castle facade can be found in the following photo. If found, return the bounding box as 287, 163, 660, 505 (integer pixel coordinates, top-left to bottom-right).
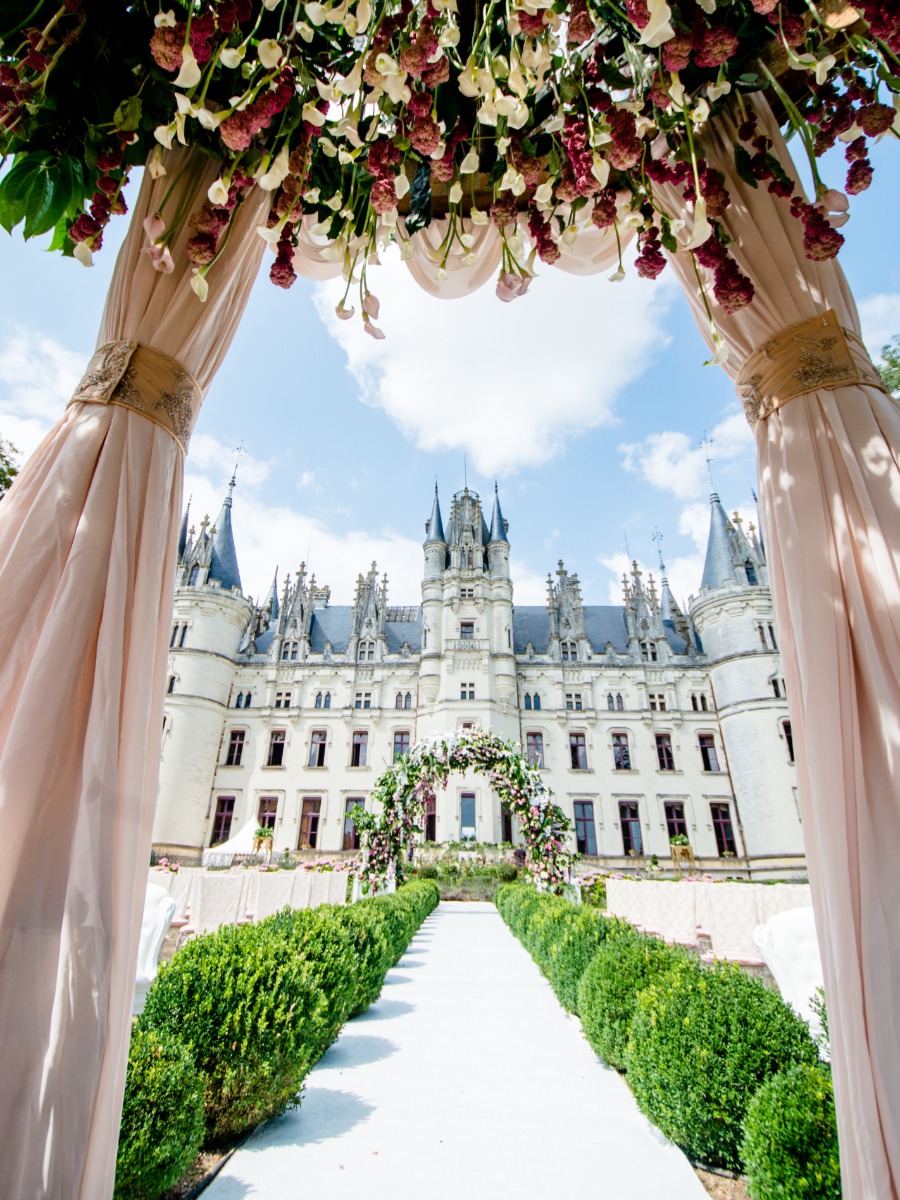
155, 481, 804, 877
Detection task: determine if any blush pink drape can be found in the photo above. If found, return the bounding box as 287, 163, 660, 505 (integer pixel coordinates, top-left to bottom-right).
0, 148, 267, 1199
662, 94, 900, 1199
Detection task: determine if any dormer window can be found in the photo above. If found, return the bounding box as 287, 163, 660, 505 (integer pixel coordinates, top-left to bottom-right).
358, 641, 375, 662
745, 560, 758, 585
561, 640, 577, 661
639, 640, 658, 662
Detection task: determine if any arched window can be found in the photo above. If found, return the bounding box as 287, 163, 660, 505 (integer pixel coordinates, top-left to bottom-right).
616, 693, 624, 711
315, 692, 323, 708
396, 692, 404, 709
404, 692, 412, 709
524, 693, 532, 710
533, 693, 540, 710
188, 564, 200, 586
244, 692, 252, 708
607, 693, 614, 710
745, 559, 758, 585
700, 695, 708, 711
167, 676, 176, 694
324, 692, 331, 709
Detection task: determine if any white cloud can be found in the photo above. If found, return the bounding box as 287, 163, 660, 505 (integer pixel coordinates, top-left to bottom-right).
0, 325, 86, 459
188, 432, 273, 488
314, 247, 676, 477
858, 292, 900, 361
618, 409, 754, 502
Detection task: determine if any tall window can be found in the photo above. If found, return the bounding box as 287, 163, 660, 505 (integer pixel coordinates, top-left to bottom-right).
257, 795, 278, 830
299, 797, 321, 849
565, 692, 583, 711
524, 693, 532, 710
745, 559, 758, 585
526, 732, 545, 768
533, 693, 541, 710
244, 691, 252, 708
699, 734, 720, 772
782, 719, 794, 763
561, 640, 577, 661
308, 730, 327, 768
395, 692, 404, 709
393, 730, 410, 761
612, 733, 631, 770
768, 623, 778, 650
171, 622, 188, 647
655, 733, 675, 771
664, 801, 687, 840
323, 692, 331, 709
460, 621, 475, 640
573, 800, 597, 855
758, 623, 768, 649
619, 802, 642, 854
167, 676, 176, 694
358, 641, 374, 661
460, 681, 475, 700
236, 692, 244, 708
281, 643, 289, 660
460, 792, 476, 840
700, 694, 708, 711
691, 693, 699, 711
649, 692, 666, 711
343, 798, 363, 850
170, 622, 180, 647
639, 640, 658, 662
424, 794, 436, 842
225, 730, 245, 766
211, 796, 235, 846
404, 692, 412, 709
616, 693, 624, 711
267, 730, 286, 767
710, 803, 737, 855
351, 731, 368, 767
188, 564, 200, 586
772, 678, 781, 698
355, 691, 371, 709
569, 733, 588, 770
315, 692, 323, 708
607, 693, 614, 710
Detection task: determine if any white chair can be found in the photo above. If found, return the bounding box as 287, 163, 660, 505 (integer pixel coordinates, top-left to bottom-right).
753, 906, 825, 1046
133, 883, 177, 1015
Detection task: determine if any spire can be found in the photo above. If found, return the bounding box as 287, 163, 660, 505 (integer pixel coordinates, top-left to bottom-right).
425, 484, 446, 544
262, 568, 279, 618
489, 483, 509, 543
701, 492, 738, 591
208, 475, 243, 592
177, 499, 190, 560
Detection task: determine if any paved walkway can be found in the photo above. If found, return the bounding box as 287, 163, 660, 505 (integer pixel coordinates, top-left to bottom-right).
206, 902, 707, 1199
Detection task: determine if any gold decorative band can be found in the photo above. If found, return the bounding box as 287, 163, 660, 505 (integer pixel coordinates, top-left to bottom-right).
69, 341, 201, 453
737, 309, 888, 429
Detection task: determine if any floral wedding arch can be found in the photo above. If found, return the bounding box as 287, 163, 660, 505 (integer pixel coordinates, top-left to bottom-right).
351, 728, 575, 892
1, 3, 899, 1197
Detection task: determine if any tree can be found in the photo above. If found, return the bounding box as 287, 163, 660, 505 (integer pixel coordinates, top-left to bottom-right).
0, 438, 18, 499
879, 336, 900, 397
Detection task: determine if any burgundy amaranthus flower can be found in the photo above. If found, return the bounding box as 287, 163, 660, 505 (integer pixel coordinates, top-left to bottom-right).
567, 0, 595, 45
662, 33, 692, 73
846, 158, 873, 195
528, 208, 560, 264
857, 103, 896, 137
790, 197, 845, 260
149, 24, 184, 72
606, 109, 642, 171
590, 188, 618, 229
625, 0, 649, 31
694, 234, 754, 314
270, 223, 297, 290
409, 115, 442, 156
693, 26, 739, 69
490, 194, 518, 229
635, 226, 667, 280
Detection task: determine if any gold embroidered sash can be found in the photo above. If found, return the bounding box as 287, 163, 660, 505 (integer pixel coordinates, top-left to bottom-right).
69, 341, 201, 453
737, 309, 888, 429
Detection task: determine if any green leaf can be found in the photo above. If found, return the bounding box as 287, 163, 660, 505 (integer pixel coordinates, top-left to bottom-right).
113, 95, 143, 133
0, 153, 83, 239
733, 143, 759, 189
659, 215, 677, 254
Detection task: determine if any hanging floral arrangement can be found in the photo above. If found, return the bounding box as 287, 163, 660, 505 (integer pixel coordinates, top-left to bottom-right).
350, 727, 575, 892
1, 0, 897, 327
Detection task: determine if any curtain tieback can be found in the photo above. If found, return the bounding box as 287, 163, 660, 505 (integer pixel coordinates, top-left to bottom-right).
68, 341, 200, 453
737, 309, 888, 429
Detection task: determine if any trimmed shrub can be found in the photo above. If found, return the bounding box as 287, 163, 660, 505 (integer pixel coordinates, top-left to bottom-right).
626, 960, 818, 1171
578, 931, 690, 1069
114, 1026, 204, 1200
334, 902, 395, 1016
545, 907, 628, 1013
495, 861, 518, 882
140, 920, 330, 1142
742, 1064, 841, 1199
496, 881, 544, 939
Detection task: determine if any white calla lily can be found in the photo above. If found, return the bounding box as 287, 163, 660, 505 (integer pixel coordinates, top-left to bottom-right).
394, 173, 410, 199
208, 178, 230, 205
73, 242, 94, 267
190, 269, 209, 302
174, 45, 202, 88
220, 45, 245, 68
306, 2, 329, 24
637, 0, 674, 47
459, 148, 479, 173
533, 181, 553, 205
154, 10, 176, 27
302, 102, 327, 126
258, 39, 282, 68
706, 79, 731, 103
259, 144, 291, 190
154, 123, 175, 149
685, 197, 711, 250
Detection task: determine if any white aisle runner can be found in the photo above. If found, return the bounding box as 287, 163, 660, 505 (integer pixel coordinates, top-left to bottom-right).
205, 901, 707, 1199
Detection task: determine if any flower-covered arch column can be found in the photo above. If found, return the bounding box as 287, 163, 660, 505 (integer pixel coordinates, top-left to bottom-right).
353, 729, 575, 893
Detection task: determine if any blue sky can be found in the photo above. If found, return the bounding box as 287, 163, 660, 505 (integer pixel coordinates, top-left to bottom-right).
1, 135, 898, 610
